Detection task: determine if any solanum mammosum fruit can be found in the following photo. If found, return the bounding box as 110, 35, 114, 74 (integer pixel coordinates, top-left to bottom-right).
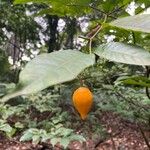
72, 87, 93, 120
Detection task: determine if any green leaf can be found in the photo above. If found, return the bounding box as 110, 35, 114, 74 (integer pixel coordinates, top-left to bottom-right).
1, 50, 95, 102
14, 0, 32, 4
14, 0, 91, 16
32, 135, 40, 144
6, 128, 16, 138
94, 42, 150, 66
62, 129, 73, 137
14, 0, 50, 4
20, 128, 47, 143
60, 138, 70, 149
51, 137, 60, 147
20, 129, 35, 142
0, 124, 13, 133
115, 76, 150, 87
110, 14, 150, 33
0, 123, 15, 137
69, 134, 85, 141
20, 133, 33, 142
15, 122, 24, 129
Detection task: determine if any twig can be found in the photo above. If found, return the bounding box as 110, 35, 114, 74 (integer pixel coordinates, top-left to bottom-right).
94, 131, 120, 149
137, 123, 150, 149
79, 11, 107, 54
91, 25, 103, 40
89, 24, 103, 54
89, 39, 92, 54
145, 66, 150, 99
132, 32, 136, 44
109, 3, 128, 15
67, 4, 116, 19
78, 36, 89, 40
79, 24, 103, 54
89, 5, 116, 19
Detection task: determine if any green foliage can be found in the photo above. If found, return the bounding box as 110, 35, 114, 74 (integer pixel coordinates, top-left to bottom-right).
0, 2, 40, 44
0, 83, 16, 97
94, 42, 150, 66
20, 127, 85, 148
0, 50, 10, 76
110, 14, 150, 33
0, 104, 27, 120
14, 0, 50, 4
0, 119, 15, 137
95, 84, 150, 123
14, 0, 92, 16
20, 128, 47, 144
0, 90, 100, 148
115, 75, 150, 87
82, 60, 150, 123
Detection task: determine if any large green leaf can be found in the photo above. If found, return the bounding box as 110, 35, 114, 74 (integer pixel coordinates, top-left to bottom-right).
110, 14, 150, 33
1, 50, 95, 102
94, 42, 150, 66
14, 0, 91, 16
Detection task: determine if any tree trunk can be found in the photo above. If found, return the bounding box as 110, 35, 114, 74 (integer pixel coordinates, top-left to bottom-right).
47, 15, 59, 53
65, 17, 77, 49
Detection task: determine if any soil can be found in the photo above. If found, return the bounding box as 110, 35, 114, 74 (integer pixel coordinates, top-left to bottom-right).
0, 112, 149, 150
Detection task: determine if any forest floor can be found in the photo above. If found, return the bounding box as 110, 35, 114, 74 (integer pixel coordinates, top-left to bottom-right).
0, 111, 149, 150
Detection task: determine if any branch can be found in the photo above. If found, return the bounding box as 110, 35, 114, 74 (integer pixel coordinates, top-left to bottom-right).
145, 66, 150, 99
132, 32, 136, 44
67, 4, 116, 19
109, 3, 128, 15
89, 24, 103, 54
79, 24, 103, 54
89, 5, 116, 19
137, 123, 150, 149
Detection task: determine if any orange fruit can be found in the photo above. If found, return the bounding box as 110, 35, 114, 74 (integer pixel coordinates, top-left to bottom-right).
72, 87, 93, 120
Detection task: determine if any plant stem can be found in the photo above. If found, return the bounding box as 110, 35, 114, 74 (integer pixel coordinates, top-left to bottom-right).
145, 66, 150, 99
132, 32, 136, 44
89, 39, 92, 54
109, 4, 127, 15
88, 25, 102, 54
88, 14, 107, 54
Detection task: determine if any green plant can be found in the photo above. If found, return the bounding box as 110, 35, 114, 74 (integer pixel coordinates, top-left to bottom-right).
1, 13, 150, 102
20, 127, 85, 148
0, 119, 15, 138
0, 0, 150, 149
